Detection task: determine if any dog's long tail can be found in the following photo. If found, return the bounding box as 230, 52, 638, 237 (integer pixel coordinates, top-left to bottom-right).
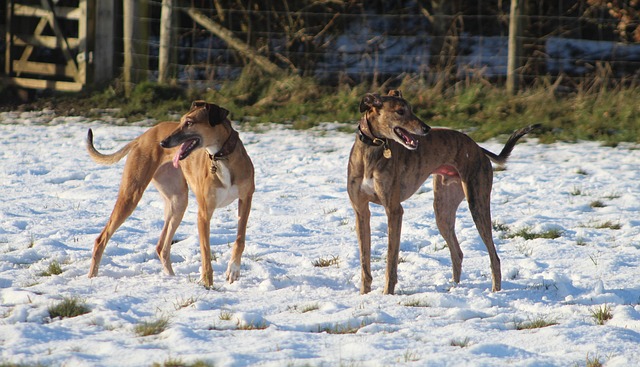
86, 129, 134, 165
482, 124, 540, 165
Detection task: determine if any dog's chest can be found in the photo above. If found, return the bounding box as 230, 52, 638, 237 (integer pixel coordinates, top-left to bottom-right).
213, 163, 239, 207
361, 176, 376, 196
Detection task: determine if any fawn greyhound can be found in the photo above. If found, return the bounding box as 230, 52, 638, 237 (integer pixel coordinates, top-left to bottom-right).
86, 101, 254, 288
347, 90, 536, 294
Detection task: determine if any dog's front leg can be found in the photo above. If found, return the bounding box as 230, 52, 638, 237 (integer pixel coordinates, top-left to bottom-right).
226, 193, 253, 283
197, 204, 215, 288
352, 201, 373, 294
384, 203, 404, 295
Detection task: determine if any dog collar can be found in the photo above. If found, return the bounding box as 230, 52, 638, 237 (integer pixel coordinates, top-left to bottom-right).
207, 129, 239, 174
357, 126, 385, 147
357, 116, 386, 146
357, 117, 392, 158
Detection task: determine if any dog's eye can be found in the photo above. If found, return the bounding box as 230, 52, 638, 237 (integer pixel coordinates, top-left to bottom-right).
396, 109, 405, 115
185, 120, 193, 127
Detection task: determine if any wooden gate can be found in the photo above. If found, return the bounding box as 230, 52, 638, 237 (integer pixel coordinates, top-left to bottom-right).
4, 0, 113, 91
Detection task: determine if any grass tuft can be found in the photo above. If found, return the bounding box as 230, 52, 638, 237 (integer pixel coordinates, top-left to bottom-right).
594, 220, 621, 230
492, 221, 510, 232
507, 227, 563, 240
515, 316, 558, 330
590, 304, 613, 325
152, 359, 215, 367
173, 296, 198, 310
403, 349, 420, 362
300, 303, 320, 313
313, 255, 340, 267
236, 320, 268, 330
48, 297, 90, 319
585, 352, 604, 367
40, 260, 63, 276
134, 317, 170, 336
450, 337, 471, 348
316, 321, 367, 334
219, 311, 233, 321
402, 299, 430, 307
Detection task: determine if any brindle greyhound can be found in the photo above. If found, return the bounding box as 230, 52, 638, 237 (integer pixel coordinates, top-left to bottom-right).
347, 90, 537, 294
86, 101, 254, 288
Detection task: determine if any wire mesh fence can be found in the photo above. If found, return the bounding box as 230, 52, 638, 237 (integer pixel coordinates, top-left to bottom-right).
4, 0, 640, 89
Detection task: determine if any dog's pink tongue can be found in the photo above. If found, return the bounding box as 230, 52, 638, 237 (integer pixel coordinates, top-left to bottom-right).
173, 143, 187, 168
172, 150, 181, 168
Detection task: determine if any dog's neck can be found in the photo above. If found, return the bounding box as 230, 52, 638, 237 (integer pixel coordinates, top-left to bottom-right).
357, 115, 385, 147
206, 128, 239, 161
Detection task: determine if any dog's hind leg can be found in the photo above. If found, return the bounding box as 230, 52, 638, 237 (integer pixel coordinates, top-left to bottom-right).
88, 150, 159, 278
433, 175, 466, 285
152, 163, 188, 276
463, 172, 501, 292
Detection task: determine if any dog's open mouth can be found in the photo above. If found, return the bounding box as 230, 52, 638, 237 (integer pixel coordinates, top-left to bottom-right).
393, 127, 419, 150
172, 137, 201, 168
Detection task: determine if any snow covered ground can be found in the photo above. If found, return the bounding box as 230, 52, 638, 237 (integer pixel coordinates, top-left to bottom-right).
1, 110, 639, 367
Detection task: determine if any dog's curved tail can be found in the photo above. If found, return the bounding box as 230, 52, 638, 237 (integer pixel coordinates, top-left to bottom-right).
482, 124, 540, 165
86, 129, 134, 165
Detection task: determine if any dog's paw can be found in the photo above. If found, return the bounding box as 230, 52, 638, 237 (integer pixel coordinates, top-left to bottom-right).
225, 262, 241, 283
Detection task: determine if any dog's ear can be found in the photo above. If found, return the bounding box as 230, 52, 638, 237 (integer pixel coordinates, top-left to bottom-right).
191, 100, 207, 110
206, 103, 230, 126
387, 90, 402, 98
359, 93, 383, 113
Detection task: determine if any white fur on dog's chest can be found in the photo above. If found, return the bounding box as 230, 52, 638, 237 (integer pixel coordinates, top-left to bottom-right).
361, 176, 376, 195
214, 163, 239, 207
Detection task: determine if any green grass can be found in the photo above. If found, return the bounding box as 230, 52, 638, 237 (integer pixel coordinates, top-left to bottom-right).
39, 260, 63, 276
402, 299, 430, 307
594, 220, 622, 230
236, 320, 268, 330
585, 352, 605, 367
515, 316, 558, 330
134, 317, 170, 336
48, 297, 90, 319
507, 227, 563, 240
591, 304, 613, 325
6, 69, 640, 145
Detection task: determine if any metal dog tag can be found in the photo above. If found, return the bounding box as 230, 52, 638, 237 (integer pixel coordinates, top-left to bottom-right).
383, 148, 392, 159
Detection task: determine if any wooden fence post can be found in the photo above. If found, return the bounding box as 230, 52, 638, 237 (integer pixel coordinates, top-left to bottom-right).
158, 0, 174, 84
123, 0, 148, 97
507, 0, 523, 95
93, 0, 115, 85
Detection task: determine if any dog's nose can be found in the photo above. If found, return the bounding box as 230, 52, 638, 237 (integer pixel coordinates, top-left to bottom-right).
160, 139, 169, 148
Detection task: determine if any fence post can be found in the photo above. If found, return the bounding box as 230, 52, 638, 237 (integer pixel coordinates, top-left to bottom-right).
93, 0, 115, 85
507, 0, 523, 95
158, 0, 174, 84
123, 0, 149, 97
